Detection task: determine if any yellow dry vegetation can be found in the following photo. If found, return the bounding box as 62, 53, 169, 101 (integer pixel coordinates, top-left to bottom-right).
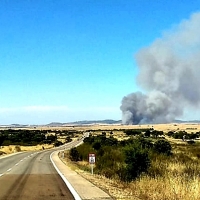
41, 123, 200, 133
59, 123, 200, 200
4, 122, 200, 133
0, 144, 54, 154
1, 123, 200, 199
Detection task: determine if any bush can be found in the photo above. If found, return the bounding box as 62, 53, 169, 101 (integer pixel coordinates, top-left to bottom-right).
124, 129, 142, 136
14, 145, 21, 152
69, 147, 82, 161
137, 138, 153, 149
144, 130, 151, 137
0, 150, 5, 155
187, 140, 195, 145
95, 147, 124, 179
83, 136, 95, 144
76, 143, 94, 160
54, 140, 63, 147
66, 136, 72, 143
121, 144, 151, 182
153, 139, 172, 155
173, 131, 187, 139
92, 142, 101, 150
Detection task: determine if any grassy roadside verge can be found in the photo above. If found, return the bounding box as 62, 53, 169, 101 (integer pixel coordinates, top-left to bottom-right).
60, 140, 200, 200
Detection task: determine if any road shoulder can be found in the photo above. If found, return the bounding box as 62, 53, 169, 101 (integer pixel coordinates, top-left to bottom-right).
51, 151, 113, 200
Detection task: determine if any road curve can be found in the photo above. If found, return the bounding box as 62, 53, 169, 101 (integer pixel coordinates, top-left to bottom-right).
0, 140, 82, 200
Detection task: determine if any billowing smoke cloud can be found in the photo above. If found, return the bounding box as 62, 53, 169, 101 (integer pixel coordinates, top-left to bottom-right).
121, 12, 200, 124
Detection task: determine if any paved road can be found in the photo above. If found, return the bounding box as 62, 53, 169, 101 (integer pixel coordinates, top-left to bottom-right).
0, 140, 82, 200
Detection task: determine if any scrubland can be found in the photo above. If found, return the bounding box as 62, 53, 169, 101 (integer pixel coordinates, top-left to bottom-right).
1, 123, 200, 199
62, 123, 200, 200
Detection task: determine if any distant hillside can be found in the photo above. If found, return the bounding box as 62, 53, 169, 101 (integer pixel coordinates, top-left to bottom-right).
2, 119, 200, 128
46, 120, 122, 127
46, 122, 66, 127
174, 120, 200, 124
67, 119, 122, 125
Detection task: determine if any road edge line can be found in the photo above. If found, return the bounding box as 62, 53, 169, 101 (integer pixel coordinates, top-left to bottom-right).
50, 151, 82, 200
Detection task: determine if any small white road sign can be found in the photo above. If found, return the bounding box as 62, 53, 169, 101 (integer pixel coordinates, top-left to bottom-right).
89, 153, 95, 164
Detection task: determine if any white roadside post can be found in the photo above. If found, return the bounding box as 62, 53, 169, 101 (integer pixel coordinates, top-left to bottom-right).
88, 153, 95, 175
62, 150, 64, 158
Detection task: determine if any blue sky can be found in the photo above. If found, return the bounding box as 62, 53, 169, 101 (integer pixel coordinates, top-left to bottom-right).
0, 0, 200, 124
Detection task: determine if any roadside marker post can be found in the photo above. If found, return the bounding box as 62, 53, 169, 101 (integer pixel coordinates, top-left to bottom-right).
62, 150, 64, 158
88, 153, 95, 175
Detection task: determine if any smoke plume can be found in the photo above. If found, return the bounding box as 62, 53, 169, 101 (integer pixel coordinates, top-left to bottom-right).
121, 12, 200, 124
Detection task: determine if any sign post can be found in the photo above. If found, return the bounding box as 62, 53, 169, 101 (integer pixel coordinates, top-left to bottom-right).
88, 153, 95, 175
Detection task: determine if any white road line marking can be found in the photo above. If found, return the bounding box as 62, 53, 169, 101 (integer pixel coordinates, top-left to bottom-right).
7, 168, 12, 172
15, 163, 19, 166
20, 159, 23, 162
50, 151, 81, 200
0, 174, 3, 177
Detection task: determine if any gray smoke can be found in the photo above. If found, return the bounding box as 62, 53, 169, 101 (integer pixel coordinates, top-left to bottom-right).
121, 12, 200, 124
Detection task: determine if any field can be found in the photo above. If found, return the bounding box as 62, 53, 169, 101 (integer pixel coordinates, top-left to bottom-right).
20, 122, 199, 134
1, 122, 199, 133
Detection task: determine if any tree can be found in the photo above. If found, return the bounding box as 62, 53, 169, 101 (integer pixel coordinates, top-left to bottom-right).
66, 136, 72, 143
151, 130, 163, 138
54, 140, 63, 147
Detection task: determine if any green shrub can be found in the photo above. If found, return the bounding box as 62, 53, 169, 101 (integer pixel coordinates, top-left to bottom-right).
92, 142, 101, 150
151, 130, 163, 138
76, 143, 94, 160
136, 138, 153, 149
121, 144, 151, 182
54, 140, 63, 147
66, 136, 72, 143
173, 131, 187, 139
153, 139, 172, 155
144, 130, 151, 137
187, 140, 195, 145
83, 136, 95, 144
124, 129, 142, 136
95, 147, 124, 179
69, 147, 82, 161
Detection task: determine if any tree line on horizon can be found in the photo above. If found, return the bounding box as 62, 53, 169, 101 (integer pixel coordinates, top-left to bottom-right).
0, 129, 75, 146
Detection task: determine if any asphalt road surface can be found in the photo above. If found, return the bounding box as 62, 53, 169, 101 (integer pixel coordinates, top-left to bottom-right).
0, 139, 83, 200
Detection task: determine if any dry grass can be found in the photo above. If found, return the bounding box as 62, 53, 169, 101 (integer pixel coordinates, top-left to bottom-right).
62, 147, 200, 200
49, 123, 200, 134
59, 123, 200, 200
1, 122, 200, 133
127, 174, 200, 200
0, 144, 54, 154
1, 123, 200, 199
61, 157, 200, 200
